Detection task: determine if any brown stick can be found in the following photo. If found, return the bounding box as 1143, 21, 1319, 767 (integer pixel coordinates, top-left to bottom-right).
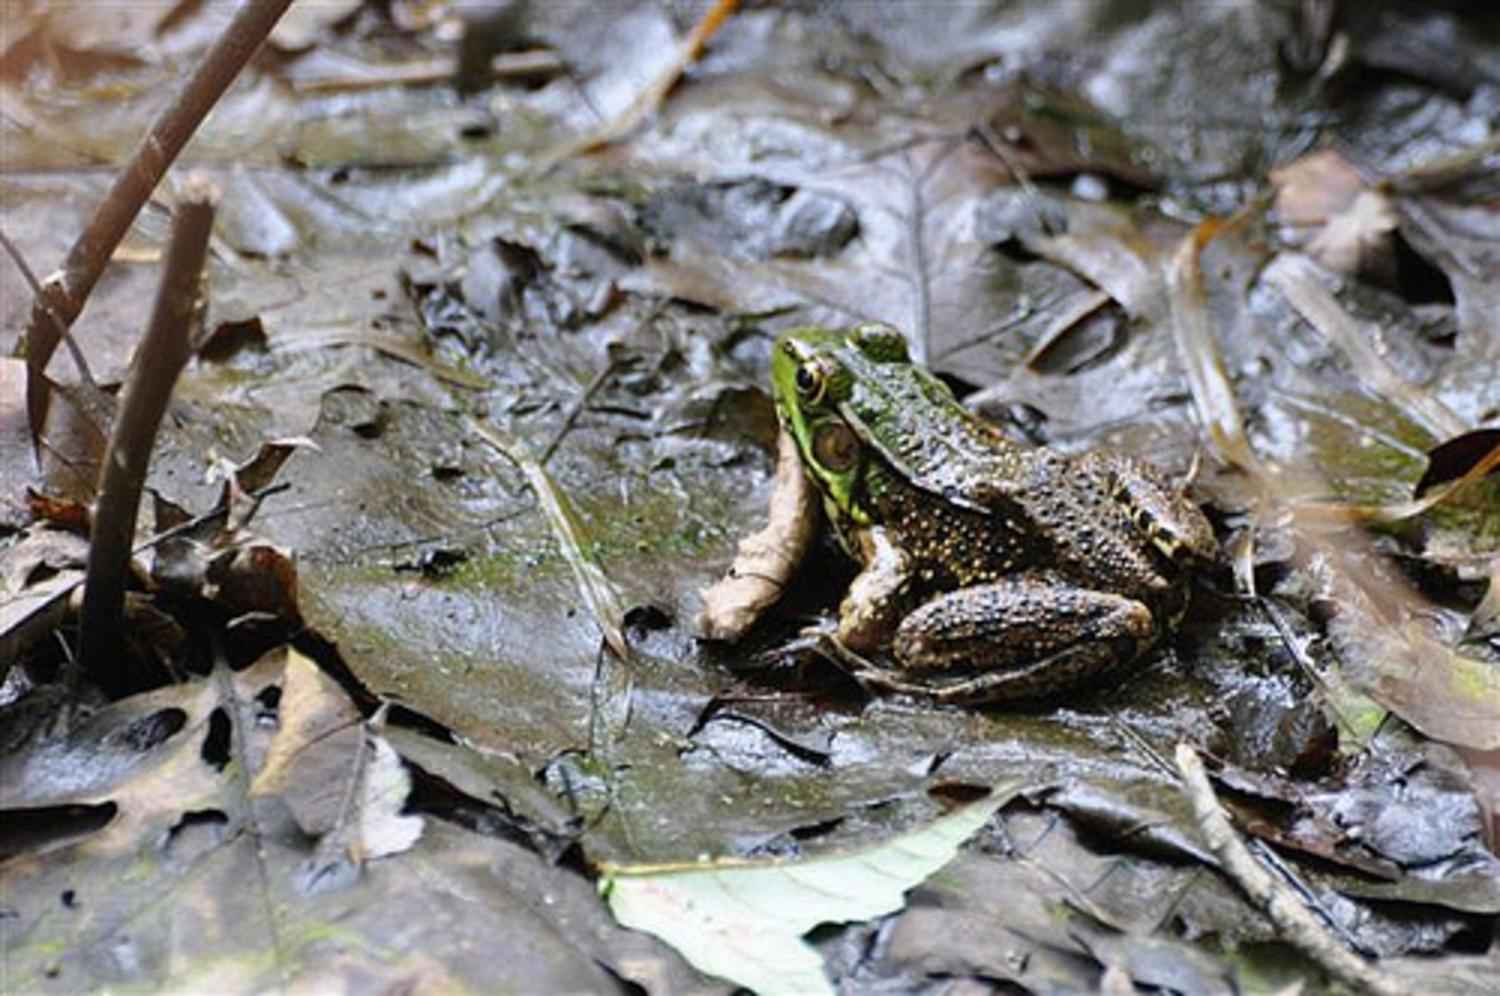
80, 181, 217, 692
21, 0, 293, 456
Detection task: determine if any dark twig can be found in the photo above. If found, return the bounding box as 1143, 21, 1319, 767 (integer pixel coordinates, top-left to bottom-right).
80, 181, 217, 692
538, 302, 663, 466
20, 0, 293, 457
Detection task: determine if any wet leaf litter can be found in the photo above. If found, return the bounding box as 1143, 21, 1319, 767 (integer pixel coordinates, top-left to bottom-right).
2, 2, 1498, 993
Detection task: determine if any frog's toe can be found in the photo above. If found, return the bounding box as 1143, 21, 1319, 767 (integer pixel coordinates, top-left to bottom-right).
781, 619, 838, 655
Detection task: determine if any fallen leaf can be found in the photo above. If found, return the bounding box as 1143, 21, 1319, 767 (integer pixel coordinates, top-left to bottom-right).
600, 786, 1015, 996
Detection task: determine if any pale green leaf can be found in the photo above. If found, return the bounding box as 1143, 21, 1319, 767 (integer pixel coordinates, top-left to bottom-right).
601, 785, 1018, 996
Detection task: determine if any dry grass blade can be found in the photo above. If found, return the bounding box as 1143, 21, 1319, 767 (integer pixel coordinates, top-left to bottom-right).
1262, 253, 1467, 440
1291, 439, 1500, 529
290, 49, 563, 94
1165, 221, 1263, 475
1416, 429, 1500, 499
467, 418, 629, 661
277, 327, 491, 389
533, 0, 740, 174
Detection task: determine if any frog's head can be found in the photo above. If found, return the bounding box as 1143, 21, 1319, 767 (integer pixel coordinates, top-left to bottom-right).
772, 324, 909, 523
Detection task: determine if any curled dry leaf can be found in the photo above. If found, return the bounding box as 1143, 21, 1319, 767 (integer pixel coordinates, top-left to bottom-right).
1306, 189, 1398, 280
698, 427, 820, 642
1270, 149, 1367, 227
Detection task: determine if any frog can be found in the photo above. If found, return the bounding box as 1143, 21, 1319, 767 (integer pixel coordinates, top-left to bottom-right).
770, 321, 1218, 703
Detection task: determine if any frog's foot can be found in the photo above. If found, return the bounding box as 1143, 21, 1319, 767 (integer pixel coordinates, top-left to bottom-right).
893, 578, 1157, 702
793, 624, 910, 698
836, 524, 912, 651
780, 617, 841, 657
813, 642, 1127, 705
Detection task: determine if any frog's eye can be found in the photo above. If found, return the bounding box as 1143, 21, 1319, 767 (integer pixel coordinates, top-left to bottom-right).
812, 423, 859, 472
795, 363, 825, 403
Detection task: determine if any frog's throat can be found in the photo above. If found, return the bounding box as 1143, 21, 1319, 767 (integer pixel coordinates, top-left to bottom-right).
803, 435, 871, 529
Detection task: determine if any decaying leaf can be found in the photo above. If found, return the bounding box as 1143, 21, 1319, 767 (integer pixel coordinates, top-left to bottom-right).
0, 524, 91, 680
698, 427, 820, 642
1311, 547, 1500, 752
1365, 624, 1500, 752
3, 3, 1497, 991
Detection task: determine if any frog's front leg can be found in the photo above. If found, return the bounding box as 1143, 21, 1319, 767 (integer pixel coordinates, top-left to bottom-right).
836, 526, 916, 653
892, 574, 1156, 702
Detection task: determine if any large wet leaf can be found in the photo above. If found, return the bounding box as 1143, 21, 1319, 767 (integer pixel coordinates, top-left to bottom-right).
3, 2, 1498, 992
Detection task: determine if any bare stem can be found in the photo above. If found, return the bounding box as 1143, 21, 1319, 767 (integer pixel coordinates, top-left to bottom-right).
80, 182, 217, 692
21, 0, 293, 455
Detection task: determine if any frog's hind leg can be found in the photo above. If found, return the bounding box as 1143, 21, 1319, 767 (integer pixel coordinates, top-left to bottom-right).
915, 643, 1132, 704
892, 577, 1155, 702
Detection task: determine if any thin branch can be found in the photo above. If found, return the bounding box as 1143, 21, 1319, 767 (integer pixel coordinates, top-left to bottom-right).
21, 0, 293, 457
538, 359, 621, 467
80, 180, 218, 693
0, 227, 99, 394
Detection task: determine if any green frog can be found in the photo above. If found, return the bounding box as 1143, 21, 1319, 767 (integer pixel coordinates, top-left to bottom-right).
772, 322, 1217, 703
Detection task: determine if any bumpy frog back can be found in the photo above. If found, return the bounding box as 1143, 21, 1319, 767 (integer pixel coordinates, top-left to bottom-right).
831, 326, 1031, 515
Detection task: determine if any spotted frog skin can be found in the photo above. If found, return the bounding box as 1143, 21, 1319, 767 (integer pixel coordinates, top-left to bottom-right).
771, 322, 1217, 703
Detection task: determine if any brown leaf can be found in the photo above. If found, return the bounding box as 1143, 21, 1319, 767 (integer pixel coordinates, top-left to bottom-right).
699, 428, 820, 642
